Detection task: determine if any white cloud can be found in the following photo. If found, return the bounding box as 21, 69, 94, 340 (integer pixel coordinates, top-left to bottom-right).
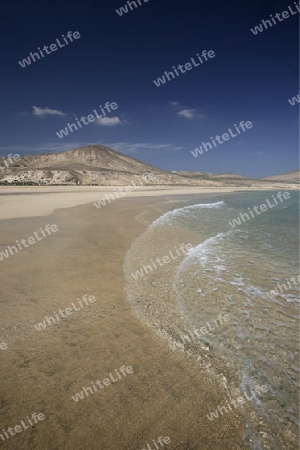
178, 109, 206, 119
96, 116, 122, 126
32, 106, 66, 117
177, 109, 197, 119
170, 102, 206, 119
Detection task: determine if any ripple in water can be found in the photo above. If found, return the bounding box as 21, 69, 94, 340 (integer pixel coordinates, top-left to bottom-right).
124, 193, 299, 449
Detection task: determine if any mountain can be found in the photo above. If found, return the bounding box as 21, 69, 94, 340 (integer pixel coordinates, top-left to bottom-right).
0, 145, 221, 186
261, 170, 300, 183
210, 172, 252, 180
172, 171, 215, 179
0, 145, 298, 188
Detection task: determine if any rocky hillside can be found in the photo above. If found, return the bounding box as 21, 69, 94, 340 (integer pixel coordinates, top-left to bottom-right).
0, 145, 298, 188
0, 145, 222, 186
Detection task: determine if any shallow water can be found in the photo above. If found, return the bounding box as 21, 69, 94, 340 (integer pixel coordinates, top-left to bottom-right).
124, 191, 299, 449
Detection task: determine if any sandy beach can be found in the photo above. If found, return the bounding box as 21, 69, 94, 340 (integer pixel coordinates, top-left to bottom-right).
2, 0, 299, 445
0, 186, 241, 221
0, 186, 254, 450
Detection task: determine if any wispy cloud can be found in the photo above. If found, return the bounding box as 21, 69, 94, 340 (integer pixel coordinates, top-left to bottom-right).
0, 141, 184, 157
0, 142, 83, 156
105, 142, 184, 154
32, 106, 66, 117
169, 102, 206, 119
230, 150, 246, 155
231, 150, 264, 156
96, 116, 122, 126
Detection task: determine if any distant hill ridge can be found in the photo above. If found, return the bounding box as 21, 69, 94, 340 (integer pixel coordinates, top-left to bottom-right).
261, 170, 300, 183
0, 145, 298, 187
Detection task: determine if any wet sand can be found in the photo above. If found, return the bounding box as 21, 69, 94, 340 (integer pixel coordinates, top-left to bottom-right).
0, 192, 249, 450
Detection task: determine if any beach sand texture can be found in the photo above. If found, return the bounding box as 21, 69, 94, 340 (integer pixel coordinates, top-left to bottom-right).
0, 188, 250, 450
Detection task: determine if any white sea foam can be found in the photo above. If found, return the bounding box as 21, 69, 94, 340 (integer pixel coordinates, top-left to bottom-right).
125, 192, 299, 450
149, 201, 226, 228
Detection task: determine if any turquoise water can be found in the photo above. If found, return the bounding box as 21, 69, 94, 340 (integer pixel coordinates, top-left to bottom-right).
124, 191, 299, 449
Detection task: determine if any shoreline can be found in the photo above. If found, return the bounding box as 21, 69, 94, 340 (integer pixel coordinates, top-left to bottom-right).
122, 191, 299, 449
0, 193, 250, 449
0, 186, 240, 220
0, 185, 298, 221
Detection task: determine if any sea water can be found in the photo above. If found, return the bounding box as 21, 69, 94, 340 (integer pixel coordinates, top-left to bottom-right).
124, 191, 299, 449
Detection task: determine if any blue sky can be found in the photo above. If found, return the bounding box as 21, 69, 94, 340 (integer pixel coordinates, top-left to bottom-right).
0, 0, 299, 178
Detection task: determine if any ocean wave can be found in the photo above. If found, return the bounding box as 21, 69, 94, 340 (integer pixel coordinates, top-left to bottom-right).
124, 193, 299, 450
148, 200, 226, 228
178, 229, 238, 266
